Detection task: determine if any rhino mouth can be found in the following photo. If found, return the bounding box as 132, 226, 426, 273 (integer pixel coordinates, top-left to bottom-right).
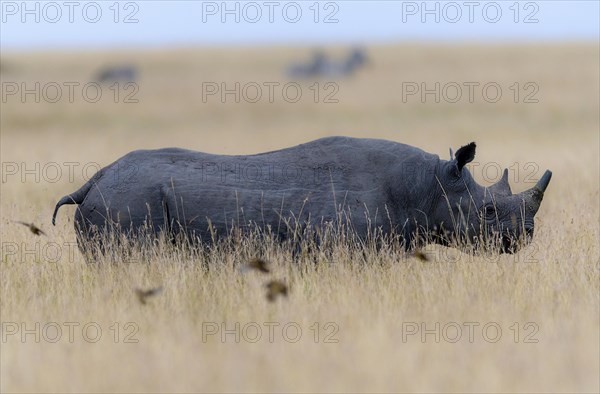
433, 225, 534, 254
500, 227, 534, 254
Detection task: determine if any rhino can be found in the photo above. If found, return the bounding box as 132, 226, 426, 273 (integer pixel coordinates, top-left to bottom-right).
52, 136, 551, 254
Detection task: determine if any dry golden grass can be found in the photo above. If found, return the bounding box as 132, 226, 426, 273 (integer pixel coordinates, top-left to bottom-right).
1, 43, 598, 393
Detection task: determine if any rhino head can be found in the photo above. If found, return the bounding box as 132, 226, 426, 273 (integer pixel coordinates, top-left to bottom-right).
430, 142, 552, 253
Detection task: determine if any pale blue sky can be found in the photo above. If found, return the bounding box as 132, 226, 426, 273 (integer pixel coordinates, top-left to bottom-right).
1, 1, 598, 50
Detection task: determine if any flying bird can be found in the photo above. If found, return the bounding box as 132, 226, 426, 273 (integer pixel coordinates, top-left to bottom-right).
265, 280, 288, 302
243, 257, 271, 274
412, 250, 430, 262
14, 221, 46, 236
135, 286, 163, 305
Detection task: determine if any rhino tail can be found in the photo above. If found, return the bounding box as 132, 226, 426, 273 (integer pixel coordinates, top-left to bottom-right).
52, 170, 103, 225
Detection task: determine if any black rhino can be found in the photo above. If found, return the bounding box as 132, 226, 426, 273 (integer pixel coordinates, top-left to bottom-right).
52, 136, 551, 254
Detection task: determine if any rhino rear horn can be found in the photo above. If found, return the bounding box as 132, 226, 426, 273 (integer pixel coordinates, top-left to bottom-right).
498, 168, 510, 187
454, 142, 476, 172
490, 168, 512, 195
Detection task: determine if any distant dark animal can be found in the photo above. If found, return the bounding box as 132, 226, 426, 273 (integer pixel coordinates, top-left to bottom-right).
287, 51, 328, 78
287, 48, 368, 78
52, 136, 552, 255
135, 287, 163, 305
265, 280, 288, 302
338, 48, 368, 75
14, 221, 45, 236
95, 65, 136, 83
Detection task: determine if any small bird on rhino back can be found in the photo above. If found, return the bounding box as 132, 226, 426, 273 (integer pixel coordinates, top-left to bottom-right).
52, 136, 552, 258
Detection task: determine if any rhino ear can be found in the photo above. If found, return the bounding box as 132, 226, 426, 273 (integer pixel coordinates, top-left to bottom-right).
454, 142, 476, 172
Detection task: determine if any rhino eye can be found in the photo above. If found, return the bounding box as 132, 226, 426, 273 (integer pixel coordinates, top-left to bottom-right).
484, 206, 497, 219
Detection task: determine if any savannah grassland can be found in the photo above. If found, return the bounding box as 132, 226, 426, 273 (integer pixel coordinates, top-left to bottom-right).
0, 43, 598, 393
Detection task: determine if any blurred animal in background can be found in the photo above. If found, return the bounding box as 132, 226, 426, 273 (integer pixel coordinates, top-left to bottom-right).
287, 48, 368, 78
95, 65, 137, 83
287, 50, 328, 78
339, 48, 368, 75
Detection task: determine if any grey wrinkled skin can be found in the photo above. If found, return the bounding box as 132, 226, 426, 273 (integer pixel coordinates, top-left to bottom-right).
52, 136, 552, 254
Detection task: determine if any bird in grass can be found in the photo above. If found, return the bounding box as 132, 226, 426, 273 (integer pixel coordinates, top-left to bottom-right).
242, 257, 271, 274
412, 250, 429, 262
135, 286, 163, 305
14, 221, 46, 236
265, 280, 288, 302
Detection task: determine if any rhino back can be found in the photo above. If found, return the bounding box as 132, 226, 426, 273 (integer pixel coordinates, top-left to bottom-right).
77, 137, 440, 240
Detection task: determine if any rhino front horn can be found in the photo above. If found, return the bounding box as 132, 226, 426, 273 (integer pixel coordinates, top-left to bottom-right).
522, 170, 552, 213
536, 170, 552, 194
